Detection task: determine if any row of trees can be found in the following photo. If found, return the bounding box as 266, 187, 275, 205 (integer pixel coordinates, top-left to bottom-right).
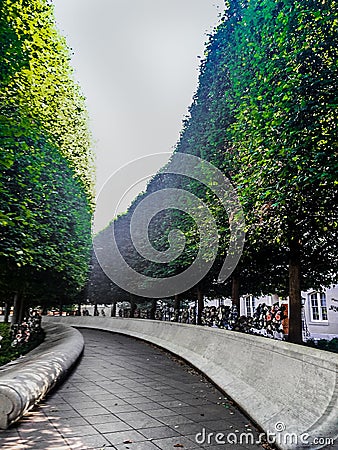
0, 0, 94, 321
93, 0, 337, 343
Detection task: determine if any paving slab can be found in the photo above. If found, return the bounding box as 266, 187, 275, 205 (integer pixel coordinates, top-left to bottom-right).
0, 329, 267, 450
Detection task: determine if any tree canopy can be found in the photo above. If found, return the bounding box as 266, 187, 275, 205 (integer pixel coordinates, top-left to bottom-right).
93, 0, 337, 343
0, 0, 94, 316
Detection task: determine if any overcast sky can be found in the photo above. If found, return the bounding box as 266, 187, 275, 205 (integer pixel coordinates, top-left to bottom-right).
52, 0, 225, 233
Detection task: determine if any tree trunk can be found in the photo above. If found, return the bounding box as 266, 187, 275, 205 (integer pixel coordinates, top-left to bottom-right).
130, 297, 137, 318
18, 295, 25, 323
174, 294, 180, 322
150, 299, 157, 320
11, 292, 22, 325
288, 239, 302, 344
197, 286, 204, 325
59, 299, 63, 317
231, 274, 240, 314
111, 301, 117, 317
4, 302, 10, 323
192, 299, 197, 325
93, 302, 98, 316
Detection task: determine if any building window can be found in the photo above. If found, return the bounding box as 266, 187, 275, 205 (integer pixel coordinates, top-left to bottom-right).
309, 292, 328, 322
245, 296, 255, 317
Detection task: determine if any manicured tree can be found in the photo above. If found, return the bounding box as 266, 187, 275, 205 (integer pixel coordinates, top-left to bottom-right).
225, 0, 338, 342
0, 134, 92, 320
166, 5, 272, 309
87, 251, 128, 315
93, 0, 337, 343
0, 0, 94, 195
93, 8, 248, 308
94, 179, 202, 301
0, 0, 94, 320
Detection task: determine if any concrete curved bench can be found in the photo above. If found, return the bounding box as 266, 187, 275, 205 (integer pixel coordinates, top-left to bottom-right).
0, 322, 84, 429
43, 316, 338, 450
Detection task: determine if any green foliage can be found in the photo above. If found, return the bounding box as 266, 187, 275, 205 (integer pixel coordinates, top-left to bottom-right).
0, 0, 94, 200
223, 0, 338, 288
0, 323, 45, 367
306, 337, 338, 353
0, 132, 92, 292
0, 0, 94, 306
93, 0, 337, 340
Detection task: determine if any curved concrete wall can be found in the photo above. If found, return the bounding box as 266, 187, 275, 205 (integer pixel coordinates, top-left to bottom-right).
44, 316, 338, 450
0, 322, 84, 429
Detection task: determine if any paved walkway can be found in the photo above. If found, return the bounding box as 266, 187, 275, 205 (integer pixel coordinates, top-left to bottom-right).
0, 329, 267, 450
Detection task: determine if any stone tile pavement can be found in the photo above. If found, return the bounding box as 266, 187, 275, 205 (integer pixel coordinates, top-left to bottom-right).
0, 328, 270, 450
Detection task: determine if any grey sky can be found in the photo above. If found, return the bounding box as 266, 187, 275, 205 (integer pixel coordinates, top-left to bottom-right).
52, 0, 225, 233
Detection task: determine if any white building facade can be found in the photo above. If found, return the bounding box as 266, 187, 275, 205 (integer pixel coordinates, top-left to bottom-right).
240, 285, 338, 340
